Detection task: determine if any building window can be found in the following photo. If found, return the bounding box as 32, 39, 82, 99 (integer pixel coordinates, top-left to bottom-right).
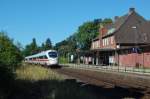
92, 43, 94, 49
106, 38, 109, 45
103, 39, 105, 46
103, 38, 109, 46
92, 40, 100, 49
110, 36, 113, 44
96, 41, 98, 48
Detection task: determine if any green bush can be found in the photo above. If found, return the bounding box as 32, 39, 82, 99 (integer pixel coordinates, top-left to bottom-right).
59, 56, 68, 64
0, 32, 23, 98
0, 32, 23, 70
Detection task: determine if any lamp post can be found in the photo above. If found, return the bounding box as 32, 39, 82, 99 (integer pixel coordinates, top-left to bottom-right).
143, 48, 145, 73
116, 45, 120, 71
142, 33, 147, 73
76, 48, 80, 65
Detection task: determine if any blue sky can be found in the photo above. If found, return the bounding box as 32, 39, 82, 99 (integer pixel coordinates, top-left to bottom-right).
0, 0, 150, 47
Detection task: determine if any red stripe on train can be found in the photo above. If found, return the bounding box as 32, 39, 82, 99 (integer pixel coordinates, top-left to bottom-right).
30, 59, 49, 61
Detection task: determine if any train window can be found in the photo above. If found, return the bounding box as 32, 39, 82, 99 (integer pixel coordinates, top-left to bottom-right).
39, 56, 43, 59
43, 55, 48, 59
48, 52, 57, 58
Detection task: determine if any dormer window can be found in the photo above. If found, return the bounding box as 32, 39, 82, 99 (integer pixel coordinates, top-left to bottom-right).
107, 28, 115, 35
132, 26, 137, 29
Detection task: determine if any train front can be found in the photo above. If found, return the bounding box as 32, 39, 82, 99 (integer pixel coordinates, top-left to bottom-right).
47, 51, 58, 66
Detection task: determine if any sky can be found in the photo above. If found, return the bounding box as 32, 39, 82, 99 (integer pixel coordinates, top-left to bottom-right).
0, 0, 150, 47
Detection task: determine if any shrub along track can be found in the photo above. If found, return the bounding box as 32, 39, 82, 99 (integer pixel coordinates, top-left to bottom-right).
55, 66, 150, 98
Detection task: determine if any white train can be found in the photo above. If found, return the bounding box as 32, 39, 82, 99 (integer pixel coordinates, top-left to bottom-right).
25, 50, 58, 66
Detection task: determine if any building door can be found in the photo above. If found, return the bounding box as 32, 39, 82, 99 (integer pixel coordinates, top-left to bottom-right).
104, 55, 109, 65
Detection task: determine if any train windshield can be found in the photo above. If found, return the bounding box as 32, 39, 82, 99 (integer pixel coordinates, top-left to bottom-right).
48, 52, 57, 58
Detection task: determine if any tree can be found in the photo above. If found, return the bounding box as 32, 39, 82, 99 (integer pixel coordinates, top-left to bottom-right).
54, 40, 68, 56
0, 32, 23, 96
66, 34, 77, 53
102, 18, 113, 25
22, 38, 39, 56
54, 18, 108, 56
39, 42, 45, 51
22, 44, 32, 56
38, 38, 52, 51
16, 41, 23, 51
45, 38, 52, 50
76, 20, 100, 50
0, 32, 23, 70
30, 38, 39, 54
54, 35, 77, 64
54, 34, 77, 57
75, 18, 112, 50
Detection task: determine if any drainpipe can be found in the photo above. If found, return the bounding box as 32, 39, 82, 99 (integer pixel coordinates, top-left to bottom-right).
116, 44, 120, 71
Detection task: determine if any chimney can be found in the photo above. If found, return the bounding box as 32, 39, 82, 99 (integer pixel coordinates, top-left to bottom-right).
129, 8, 135, 13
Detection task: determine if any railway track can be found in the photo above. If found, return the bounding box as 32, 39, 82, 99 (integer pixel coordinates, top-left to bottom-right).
55, 66, 150, 98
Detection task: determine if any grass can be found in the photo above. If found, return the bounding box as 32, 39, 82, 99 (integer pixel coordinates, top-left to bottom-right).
16, 64, 63, 81
0, 63, 145, 99
0, 64, 98, 99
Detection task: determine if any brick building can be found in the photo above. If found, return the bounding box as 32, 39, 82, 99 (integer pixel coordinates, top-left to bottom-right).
91, 8, 150, 68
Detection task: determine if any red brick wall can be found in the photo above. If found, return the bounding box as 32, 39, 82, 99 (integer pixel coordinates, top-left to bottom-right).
119, 53, 135, 67
101, 27, 107, 37
143, 52, 150, 67
119, 52, 150, 68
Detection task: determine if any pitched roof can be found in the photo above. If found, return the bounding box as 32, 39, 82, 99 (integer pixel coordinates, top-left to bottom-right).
114, 10, 149, 44
139, 22, 150, 43
102, 13, 129, 38
92, 36, 99, 41
114, 14, 129, 30
102, 8, 150, 45
93, 8, 150, 46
